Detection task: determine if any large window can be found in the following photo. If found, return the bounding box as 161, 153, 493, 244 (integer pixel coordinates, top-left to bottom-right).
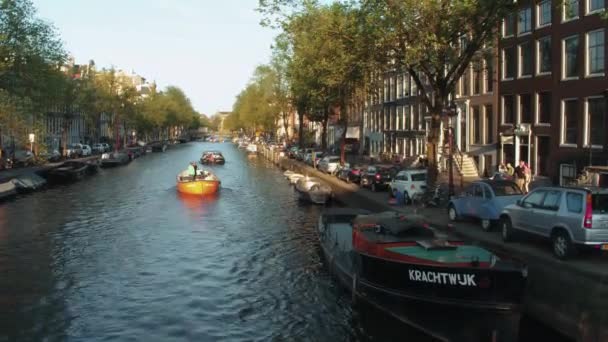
519, 42, 533, 77
587, 0, 605, 13
587, 30, 605, 75
473, 60, 482, 94
538, 0, 552, 27
503, 13, 515, 37
472, 106, 482, 144
462, 67, 470, 95
564, 0, 580, 21
563, 36, 579, 79
518, 7, 532, 34
485, 56, 494, 92
520, 94, 533, 123
538, 92, 552, 124
485, 105, 494, 143
503, 46, 516, 79
587, 97, 606, 146
503, 95, 515, 124
562, 99, 579, 145
538, 36, 552, 74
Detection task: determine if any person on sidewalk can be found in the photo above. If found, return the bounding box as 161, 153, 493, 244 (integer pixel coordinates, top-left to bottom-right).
506, 163, 514, 177
514, 161, 526, 192
523, 162, 532, 194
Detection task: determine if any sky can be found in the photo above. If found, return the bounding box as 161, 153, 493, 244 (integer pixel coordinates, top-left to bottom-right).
32, 0, 277, 116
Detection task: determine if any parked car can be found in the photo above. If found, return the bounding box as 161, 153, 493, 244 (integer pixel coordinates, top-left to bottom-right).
66, 144, 83, 158
336, 165, 351, 182
318, 156, 348, 174
288, 147, 299, 159
101, 143, 111, 152
81, 144, 92, 156
499, 186, 608, 259
91, 143, 105, 154
345, 165, 366, 184
388, 169, 428, 204
304, 152, 324, 167
360, 165, 393, 192
40, 149, 61, 162
297, 148, 314, 161
448, 180, 523, 231
12, 150, 35, 167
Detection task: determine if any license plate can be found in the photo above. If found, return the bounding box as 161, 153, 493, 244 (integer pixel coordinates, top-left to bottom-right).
602, 245, 608, 251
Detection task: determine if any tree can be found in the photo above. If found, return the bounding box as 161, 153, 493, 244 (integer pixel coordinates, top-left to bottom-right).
0, 0, 66, 153
360, 0, 516, 185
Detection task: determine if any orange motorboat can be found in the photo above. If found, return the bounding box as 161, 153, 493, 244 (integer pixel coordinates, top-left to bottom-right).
176, 169, 220, 196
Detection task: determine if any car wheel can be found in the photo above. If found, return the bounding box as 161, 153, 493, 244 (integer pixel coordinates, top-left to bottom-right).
448, 205, 459, 221
371, 183, 377, 192
500, 217, 515, 242
481, 219, 493, 232
552, 230, 576, 260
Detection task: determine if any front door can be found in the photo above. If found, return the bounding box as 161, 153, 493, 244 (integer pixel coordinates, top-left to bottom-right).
536, 136, 550, 176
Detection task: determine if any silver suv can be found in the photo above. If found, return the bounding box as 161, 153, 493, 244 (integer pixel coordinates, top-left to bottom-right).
499, 186, 608, 259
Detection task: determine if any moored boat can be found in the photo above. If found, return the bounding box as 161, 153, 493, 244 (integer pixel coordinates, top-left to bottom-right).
47, 161, 88, 183
200, 151, 225, 165
287, 173, 305, 185
318, 210, 527, 342
0, 180, 17, 201
294, 177, 332, 204
176, 169, 220, 196
12, 173, 47, 193
100, 152, 131, 167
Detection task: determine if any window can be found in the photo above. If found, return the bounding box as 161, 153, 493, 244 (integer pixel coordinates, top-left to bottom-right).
542, 190, 562, 211
503, 46, 516, 79
538, 92, 552, 124
519, 42, 533, 77
485, 105, 494, 143
473, 60, 482, 94
587, 0, 605, 13
587, 97, 606, 146
503, 13, 515, 37
474, 185, 484, 197
566, 192, 583, 213
462, 67, 470, 95
587, 30, 605, 75
518, 7, 532, 34
405, 106, 411, 130
564, 0, 580, 21
523, 190, 546, 208
538, 36, 552, 74
562, 99, 579, 145
503, 95, 515, 124
520, 94, 532, 123
538, 0, 552, 27
563, 36, 579, 79
485, 56, 494, 92
472, 106, 481, 144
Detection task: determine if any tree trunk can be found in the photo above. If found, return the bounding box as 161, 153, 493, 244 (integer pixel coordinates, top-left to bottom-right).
426, 113, 441, 188
321, 110, 329, 151
298, 108, 305, 148
340, 103, 348, 165
282, 112, 289, 144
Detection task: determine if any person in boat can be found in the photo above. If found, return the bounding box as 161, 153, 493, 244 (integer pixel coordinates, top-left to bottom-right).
187, 162, 196, 180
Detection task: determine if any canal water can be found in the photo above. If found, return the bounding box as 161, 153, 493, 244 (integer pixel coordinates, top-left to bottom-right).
0, 142, 437, 341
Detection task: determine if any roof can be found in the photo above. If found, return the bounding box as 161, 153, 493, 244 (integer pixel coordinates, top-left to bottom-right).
321, 208, 371, 217
352, 211, 430, 235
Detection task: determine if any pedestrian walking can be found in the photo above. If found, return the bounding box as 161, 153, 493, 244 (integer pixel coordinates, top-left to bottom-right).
514, 161, 526, 192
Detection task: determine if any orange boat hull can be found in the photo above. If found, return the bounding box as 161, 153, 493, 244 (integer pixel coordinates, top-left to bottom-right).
176, 179, 220, 196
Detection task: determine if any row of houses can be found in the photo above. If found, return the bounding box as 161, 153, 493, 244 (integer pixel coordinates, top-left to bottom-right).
283, 0, 607, 184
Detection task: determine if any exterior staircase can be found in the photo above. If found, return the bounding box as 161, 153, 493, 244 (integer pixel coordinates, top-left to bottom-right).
438, 147, 480, 192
